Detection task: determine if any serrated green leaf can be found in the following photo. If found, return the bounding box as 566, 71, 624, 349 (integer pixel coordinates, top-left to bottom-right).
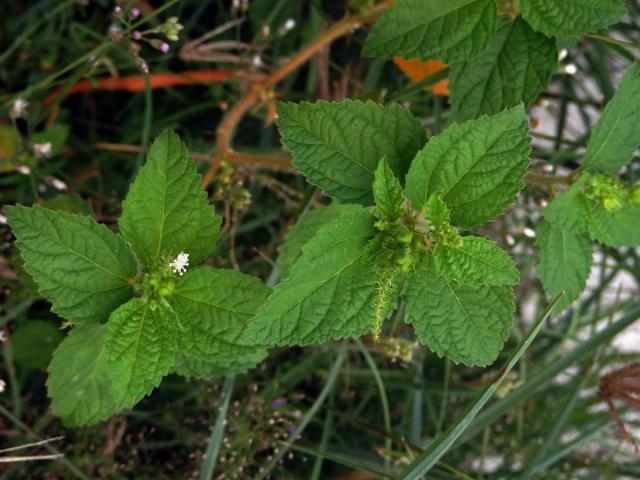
373, 157, 404, 218
6, 205, 137, 324
434, 235, 519, 286
240, 209, 380, 346
277, 204, 360, 279
276, 100, 426, 204
119, 130, 221, 268
542, 179, 592, 233
12, 320, 63, 370
107, 298, 178, 409
450, 16, 557, 121
405, 106, 530, 228
588, 203, 640, 247
536, 220, 593, 307
425, 193, 450, 228
47, 324, 117, 427
405, 252, 514, 366
518, 0, 627, 36
168, 267, 269, 378
363, 0, 497, 62
582, 63, 640, 174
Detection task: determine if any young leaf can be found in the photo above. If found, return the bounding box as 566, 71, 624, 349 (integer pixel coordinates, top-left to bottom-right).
405, 106, 530, 228
276, 100, 426, 204
405, 252, 514, 366
239, 209, 380, 346
588, 203, 640, 247
373, 158, 404, 218
168, 267, 270, 378
450, 16, 557, 121
6, 205, 137, 324
106, 298, 178, 409
434, 235, 519, 286
536, 220, 593, 306
518, 0, 627, 37
277, 204, 361, 279
581, 63, 640, 174
47, 324, 117, 427
119, 130, 221, 268
425, 193, 450, 227
363, 0, 497, 62
542, 179, 592, 233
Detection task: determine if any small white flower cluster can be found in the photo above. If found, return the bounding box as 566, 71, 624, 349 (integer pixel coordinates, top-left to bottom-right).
168, 252, 189, 275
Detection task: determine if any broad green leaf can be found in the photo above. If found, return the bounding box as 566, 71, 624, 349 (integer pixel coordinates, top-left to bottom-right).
169, 267, 270, 378
434, 235, 519, 286
582, 63, 640, 174
276, 100, 426, 204
405, 106, 530, 228
240, 209, 380, 346
450, 16, 557, 121
363, 0, 497, 62
12, 194, 94, 295
405, 252, 514, 366
373, 158, 404, 218
119, 130, 221, 268
277, 204, 361, 279
107, 298, 178, 409
518, 0, 627, 37
47, 324, 117, 427
425, 193, 450, 227
542, 179, 591, 233
12, 320, 63, 370
588, 203, 640, 247
6, 205, 137, 324
536, 221, 593, 306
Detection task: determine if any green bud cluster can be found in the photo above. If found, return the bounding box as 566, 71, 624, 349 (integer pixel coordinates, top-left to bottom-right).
163, 17, 184, 42
138, 266, 176, 301
583, 173, 637, 212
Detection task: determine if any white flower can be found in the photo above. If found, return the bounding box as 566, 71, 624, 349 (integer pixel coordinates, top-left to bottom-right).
0, 379, 5, 393
168, 252, 190, 275
10, 98, 29, 119
0, 330, 5, 342
32, 142, 52, 158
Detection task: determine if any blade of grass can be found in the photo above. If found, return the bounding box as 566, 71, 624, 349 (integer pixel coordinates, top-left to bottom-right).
199, 376, 235, 480
398, 294, 563, 479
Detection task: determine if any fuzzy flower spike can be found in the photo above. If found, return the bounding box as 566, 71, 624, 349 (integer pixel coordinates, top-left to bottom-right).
168, 252, 189, 275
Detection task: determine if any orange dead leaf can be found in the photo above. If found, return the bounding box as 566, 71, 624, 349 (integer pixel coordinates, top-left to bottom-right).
385, 0, 450, 96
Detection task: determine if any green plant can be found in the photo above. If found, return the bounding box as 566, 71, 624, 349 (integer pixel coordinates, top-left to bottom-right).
6, 130, 269, 426
2, 0, 640, 478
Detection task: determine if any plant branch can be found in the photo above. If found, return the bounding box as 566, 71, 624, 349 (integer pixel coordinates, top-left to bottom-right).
202, 3, 388, 187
